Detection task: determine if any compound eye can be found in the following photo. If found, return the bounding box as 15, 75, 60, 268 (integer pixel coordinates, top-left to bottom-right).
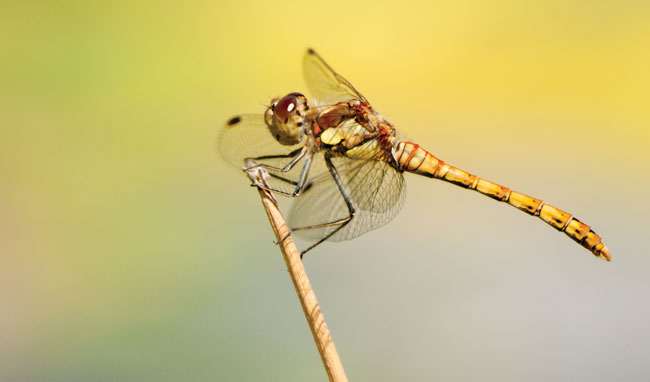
274, 93, 303, 121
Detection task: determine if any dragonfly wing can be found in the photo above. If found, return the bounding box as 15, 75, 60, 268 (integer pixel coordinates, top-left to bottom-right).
303, 49, 368, 106
216, 114, 303, 167
216, 114, 308, 193
288, 157, 406, 242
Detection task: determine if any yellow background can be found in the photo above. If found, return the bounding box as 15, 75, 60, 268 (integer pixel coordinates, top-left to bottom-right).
2, 1, 649, 380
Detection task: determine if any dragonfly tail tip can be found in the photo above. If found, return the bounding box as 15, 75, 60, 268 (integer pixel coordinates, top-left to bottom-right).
596, 245, 612, 262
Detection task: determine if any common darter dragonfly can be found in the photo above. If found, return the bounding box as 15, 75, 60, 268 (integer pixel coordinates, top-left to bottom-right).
217, 49, 611, 261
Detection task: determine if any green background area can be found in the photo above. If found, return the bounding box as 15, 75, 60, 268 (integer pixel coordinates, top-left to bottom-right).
2, 1, 649, 381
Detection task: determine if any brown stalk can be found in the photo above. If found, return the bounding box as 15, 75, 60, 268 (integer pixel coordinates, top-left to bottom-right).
248, 167, 348, 382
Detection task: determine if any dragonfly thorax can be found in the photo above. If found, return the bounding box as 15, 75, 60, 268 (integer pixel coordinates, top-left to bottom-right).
264, 92, 308, 146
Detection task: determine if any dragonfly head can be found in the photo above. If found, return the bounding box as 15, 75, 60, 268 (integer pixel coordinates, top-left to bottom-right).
265, 92, 308, 145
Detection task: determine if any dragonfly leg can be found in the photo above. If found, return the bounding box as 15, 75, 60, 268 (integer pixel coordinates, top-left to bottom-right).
251, 155, 313, 197
294, 153, 356, 258
244, 147, 306, 173
273, 231, 291, 246
266, 172, 299, 187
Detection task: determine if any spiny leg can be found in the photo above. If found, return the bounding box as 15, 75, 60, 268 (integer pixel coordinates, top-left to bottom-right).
245, 146, 307, 173
266, 172, 299, 186
243, 145, 311, 197
250, 154, 313, 197
293, 153, 356, 258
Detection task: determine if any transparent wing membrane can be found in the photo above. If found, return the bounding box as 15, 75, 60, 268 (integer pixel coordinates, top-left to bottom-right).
216, 114, 304, 168
303, 49, 368, 106
216, 114, 309, 193
219, 51, 405, 249
289, 158, 406, 242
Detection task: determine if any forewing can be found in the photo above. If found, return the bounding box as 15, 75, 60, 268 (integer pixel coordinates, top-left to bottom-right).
288, 157, 406, 243
216, 114, 303, 168
303, 49, 368, 106
216, 114, 307, 193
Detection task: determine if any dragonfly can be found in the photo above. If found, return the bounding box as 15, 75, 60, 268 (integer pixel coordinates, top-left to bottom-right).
217, 48, 611, 261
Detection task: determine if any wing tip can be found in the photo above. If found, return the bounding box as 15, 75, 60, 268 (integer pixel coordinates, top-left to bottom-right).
226, 116, 242, 127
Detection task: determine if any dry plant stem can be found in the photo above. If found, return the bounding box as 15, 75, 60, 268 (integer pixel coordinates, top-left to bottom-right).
250, 171, 348, 382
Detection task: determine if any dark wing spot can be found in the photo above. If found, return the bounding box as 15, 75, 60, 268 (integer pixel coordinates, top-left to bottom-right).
227, 116, 241, 127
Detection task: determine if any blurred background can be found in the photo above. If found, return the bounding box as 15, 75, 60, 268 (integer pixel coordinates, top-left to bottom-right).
1, 1, 649, 381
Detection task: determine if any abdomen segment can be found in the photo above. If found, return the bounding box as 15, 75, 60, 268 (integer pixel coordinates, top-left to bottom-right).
393, 141, 611, 261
